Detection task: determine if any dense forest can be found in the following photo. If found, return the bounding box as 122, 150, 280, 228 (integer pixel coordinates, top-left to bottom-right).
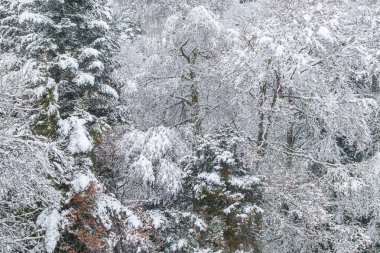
1, 0, 380, 252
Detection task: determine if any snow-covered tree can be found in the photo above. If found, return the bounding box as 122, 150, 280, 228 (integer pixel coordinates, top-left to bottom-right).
223, 0, 376, 162
0, 2, 149, 253
2, 0, 380, 252
0, 0, 119, 146
0, 137, 69, 252
157, 127, 263, 252
220, 1, 380, 252
95, 126, 189, 204
56, 169, 143, 253
115, 3, 241, 137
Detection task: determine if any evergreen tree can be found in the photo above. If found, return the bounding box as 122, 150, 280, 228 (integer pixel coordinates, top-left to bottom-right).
0, 2, 131, 252
160, 127, 263, 252
0, 0, 119, 144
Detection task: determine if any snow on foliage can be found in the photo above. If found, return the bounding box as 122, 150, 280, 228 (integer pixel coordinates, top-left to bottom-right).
160, 127, 263, 252
100, 84, 119, 98
1, 0, 380, 252
96, 194, 141, 230
229, 175, 261, 190
0, 135, 72, 252
88, 60, 105, 72
89, 20, 110, 30
110, 126, 188, 203
198, 172, 223, 186
81, 47, 101, 59
147, 210, 167, 229
36, 209, 62, 253
72, 171, 98, 193
73, 72, 95, 86
19, 11, 52, 24
59, 54, 79, 71
65, 170, 144, 252
183, 6, 221, 46
317, 26, 335, 43
58, 116, 94, 154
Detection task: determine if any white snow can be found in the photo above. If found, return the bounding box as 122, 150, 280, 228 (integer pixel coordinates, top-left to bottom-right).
229, 175, 261, 190
58, 119, 70, 136
100, 84, 119, 98
303, 14, 312, 22
19, 11, 52, 24
88, 60, 104, 72
258, 36, 274, 45
35, 86, 46, 98
35, 78, 58, 100
36, 209, 62, 253
198, 172, 224, 185
18, 0, 34, 4
47, 104, 59, 116
126, 212, 143, 228
58, 116, 93, 154
157, 159, 183, 195
96, 194, 125, 230
194, 216, 207, 231
223, 203, 239, 214
244, 204, 264, 214
89, 20, 110, 30
71, 172, 98, 192
81, 48, 100, 59
118, 126, 188, 200
186, 6, 221, 35
132, 155, 155, 185
73, 72, 95, 86
59, 55, 79, 70
142, 128, 174, 160
338, 178, 366, 195
217, 151, 235, 164
91, 190, 142, 230
123, 80, 138, 94
318, 26, 334, 43
163, 14, 182, 41
148, 211, 166, 229
329, 18, 339, 29
275, 45, 286, 56
171, 239, 188, 251
67, 118, 93, 154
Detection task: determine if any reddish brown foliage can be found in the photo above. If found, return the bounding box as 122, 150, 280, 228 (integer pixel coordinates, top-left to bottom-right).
63, 182, 109, 253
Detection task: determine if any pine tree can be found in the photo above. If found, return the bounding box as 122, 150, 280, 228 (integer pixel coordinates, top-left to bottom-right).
161, 127, 263, 252
0, 2, 129, 252
0, 0, 119, 145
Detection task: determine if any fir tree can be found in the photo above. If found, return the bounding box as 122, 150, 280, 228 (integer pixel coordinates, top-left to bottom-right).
161, 127, 264, 252
0, 0, 119, 144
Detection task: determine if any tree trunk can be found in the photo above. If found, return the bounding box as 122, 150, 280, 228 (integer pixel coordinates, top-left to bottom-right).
286, 124, 294, 169
191, 80, 201, 136
371, 74, 378, 93
257, 82, 267, 157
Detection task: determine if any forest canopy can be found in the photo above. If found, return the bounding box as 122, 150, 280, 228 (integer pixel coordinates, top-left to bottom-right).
0, 0, 380, 252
